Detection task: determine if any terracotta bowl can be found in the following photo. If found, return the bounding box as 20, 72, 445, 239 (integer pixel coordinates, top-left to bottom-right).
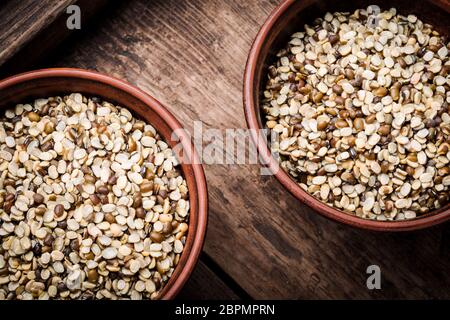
0, 68, 208, 299
244, 0, 450, 231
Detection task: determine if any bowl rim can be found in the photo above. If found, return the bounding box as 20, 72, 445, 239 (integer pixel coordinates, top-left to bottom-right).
243, 0, 450, 232
0, 67, 208, 298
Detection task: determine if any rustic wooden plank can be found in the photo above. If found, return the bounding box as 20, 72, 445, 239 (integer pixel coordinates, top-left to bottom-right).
4, 0, 450, 299
178, 257, 240, 300
0, 0, 108, 76
0, 0, 76, 66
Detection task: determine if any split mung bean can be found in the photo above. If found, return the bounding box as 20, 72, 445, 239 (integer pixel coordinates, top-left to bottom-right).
0, 93, 189, 299
262, 8, 450, 220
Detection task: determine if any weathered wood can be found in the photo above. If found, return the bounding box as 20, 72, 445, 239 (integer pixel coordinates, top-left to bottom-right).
178, 258, 240, 300
0, 0, 108, 76
3, 0, 450, 299
0, 0, 75, 66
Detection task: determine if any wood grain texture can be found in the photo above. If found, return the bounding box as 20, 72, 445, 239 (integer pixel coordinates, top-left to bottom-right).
0, 0, 108, 76
0, 0, 76, 66
178, 258, 240, 300
4, 0, 450, 299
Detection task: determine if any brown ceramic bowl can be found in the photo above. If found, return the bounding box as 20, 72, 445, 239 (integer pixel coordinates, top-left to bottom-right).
0, 68, 208, 299
244, 0, 450, 231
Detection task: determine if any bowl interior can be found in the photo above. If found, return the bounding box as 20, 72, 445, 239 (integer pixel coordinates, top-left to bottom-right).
255, 0, 450, 129
0, 70, 207, 298
248, 0, 450, 230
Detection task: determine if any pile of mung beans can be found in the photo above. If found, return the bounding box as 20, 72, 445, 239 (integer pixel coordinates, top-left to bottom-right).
0, 93, 189, 299
262, 8, 450, 220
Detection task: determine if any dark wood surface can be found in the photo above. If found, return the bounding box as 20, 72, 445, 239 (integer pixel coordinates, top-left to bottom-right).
178, 256, 241, 300
1, 0, 450, 299
0, 0, 75, 66
0, 0, 108, 75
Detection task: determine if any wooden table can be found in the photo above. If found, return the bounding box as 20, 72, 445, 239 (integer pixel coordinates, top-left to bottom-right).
2, 0, 450, 299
